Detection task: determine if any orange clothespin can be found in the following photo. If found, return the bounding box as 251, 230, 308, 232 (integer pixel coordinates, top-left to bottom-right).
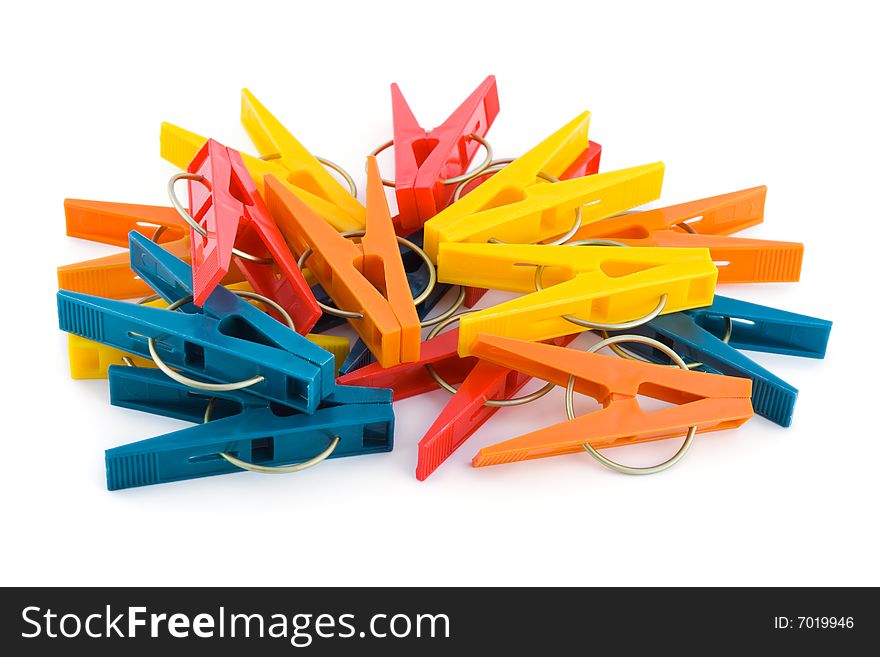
58, 199, 244, 299
266, 156, 421, 367
572, 186, 803, 283
469, 334, 753, 469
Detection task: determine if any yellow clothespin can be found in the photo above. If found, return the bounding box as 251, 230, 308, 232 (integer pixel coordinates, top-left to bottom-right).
160, 89, 365, 232
66, 282, 351, 378
422, 111, 665, 261
436, 243, 718, 356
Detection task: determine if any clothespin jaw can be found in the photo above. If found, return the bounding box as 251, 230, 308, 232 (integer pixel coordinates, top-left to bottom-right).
336, 329, 477, 400
265, 160, 421, 368
615, 296, 832, 426
415, 333, 577, 481
391, 75, 500, 235
57, 288, 334, 412
160, 121, 365, 233
58, 199, 244, 299
436, 243, 718, 355
104, 403, 394, 490
240, 88, 366, 229
468, 335, 753, 467
186, 139, 320, 332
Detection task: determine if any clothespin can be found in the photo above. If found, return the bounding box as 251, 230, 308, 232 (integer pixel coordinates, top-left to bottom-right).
265, 157, 421, 367
105, 366, 393, 490
58, 199, 245, 299
571, 187, 804, 283
336, 329, 476, 399
452, 139, 603, 309
469, 334, 753, 468
437, 243, 718, 355
423, 111, 665, 260
388, 75, 500, 235
58, 235, 336, 412
337, 280, 452, 375
608, 295, 832, 426
336, 229, 452, 373
183, 138, 320, 332
161, 89, 365, 231
66, 329, 350, 379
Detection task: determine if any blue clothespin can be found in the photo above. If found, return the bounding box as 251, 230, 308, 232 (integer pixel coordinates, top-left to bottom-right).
105, 365, 393, 490
57, 236, 336, 413
614, 295, 832, 427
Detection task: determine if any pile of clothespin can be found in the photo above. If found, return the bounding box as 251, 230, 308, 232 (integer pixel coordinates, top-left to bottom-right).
56, 76, 833, 490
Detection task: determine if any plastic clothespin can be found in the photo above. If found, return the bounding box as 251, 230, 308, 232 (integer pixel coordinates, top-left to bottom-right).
609, 295, 832, 427
336, 229, 452, 374
105, 366, 393, 490
184, 138, 320, 333
65, 251, 348, 377
58, 236, 335, 412
423, 111, 665, 261
453, 139, 604, 309
336, 329, 477, 400
437, 243, 718, 355
58, 199, 245, 299
266, 157, 421, 367
469, 334, 753, 467
390, 75, 500, 236
571, 187, 803, 283
161, 89, 365, 232
67, 332, 349, 379
414, 333, 577, 481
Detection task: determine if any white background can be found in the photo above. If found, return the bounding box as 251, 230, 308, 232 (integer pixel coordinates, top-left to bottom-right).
2, 1, 878, 586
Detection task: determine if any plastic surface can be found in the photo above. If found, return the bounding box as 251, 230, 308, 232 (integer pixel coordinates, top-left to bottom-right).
469, 335, 753, 467
423, 111, 665, 260
391, 75, 499, 235
571, 187, 802, 283
105, 367, 393, 490
613, 295, 832, 426
266, 158, 420, 367
160, 90, 365, 232
436, 243, 718, 355
185, 139, 320, 332
58, 199, 244, 299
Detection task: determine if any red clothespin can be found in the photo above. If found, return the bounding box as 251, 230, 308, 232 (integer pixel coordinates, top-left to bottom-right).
58, 199, 245, 299
571, 186, 802, 282
469, 334, 754, 468
185, 139, 320, 333
336, 329, 476, 399
390, 75, 500, 236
